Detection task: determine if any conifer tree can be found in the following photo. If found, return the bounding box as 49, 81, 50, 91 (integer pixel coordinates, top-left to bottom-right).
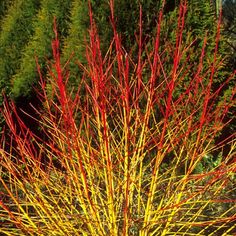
61, 0, 89, 87
0, 0, 39, 103
11, 0, 71, 99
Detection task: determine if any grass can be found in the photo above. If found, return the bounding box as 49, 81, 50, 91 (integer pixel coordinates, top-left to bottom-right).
0, 1, 236, 235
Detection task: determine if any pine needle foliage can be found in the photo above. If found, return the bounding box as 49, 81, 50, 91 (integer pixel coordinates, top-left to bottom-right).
0, 0, 39, 102
11, 0, 71, 99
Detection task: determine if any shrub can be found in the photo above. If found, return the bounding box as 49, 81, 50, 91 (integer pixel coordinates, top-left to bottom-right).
0, 1, 235, 235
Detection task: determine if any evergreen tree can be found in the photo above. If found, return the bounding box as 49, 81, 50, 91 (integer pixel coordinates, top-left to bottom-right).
61, 0, 90, 87
0, 0, 39, 103
11, 0, 71, 100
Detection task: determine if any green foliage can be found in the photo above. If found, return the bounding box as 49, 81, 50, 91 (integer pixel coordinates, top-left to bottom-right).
11, 0, 72, 99
0, 0, 39, 102
222, 0, 236, 69
60, 0, 90, 87
0, 0, 13, 23
194, 153, 222, 173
